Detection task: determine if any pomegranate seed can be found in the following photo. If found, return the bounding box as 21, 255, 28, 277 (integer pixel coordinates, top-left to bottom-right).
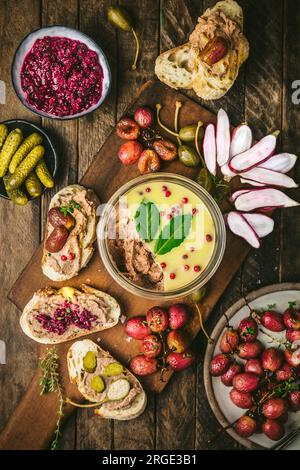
171, 207, 176, 213
189, 246, 195, 252
182, 197, 189, 204
194, 265, 201, 272
182, 254, 188, 259
162, 185, 168, 191
165, 190, 171, 197
61, 255, 67, 262
183, 264, 190, 271
170, 273, 176, 280
160, 211, 165, 216
192, 208, 198, 215
167, 214, 173, 220
160, 262, 167, 269
145, 187, 151, 193
69, 252, 75, 260
206, 234, 213, 242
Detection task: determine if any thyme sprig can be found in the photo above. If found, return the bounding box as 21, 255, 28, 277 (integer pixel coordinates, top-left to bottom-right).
39, 347, 64, 450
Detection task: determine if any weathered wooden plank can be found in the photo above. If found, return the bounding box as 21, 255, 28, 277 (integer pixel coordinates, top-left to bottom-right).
0, 0, 40, 439
40, 0, 78, 450
75, 0, 117, 450
280, 0, 300, 282
113, 0, 159, 450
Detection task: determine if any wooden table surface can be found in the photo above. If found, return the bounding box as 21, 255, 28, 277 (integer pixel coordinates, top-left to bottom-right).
0, 0, 299, 451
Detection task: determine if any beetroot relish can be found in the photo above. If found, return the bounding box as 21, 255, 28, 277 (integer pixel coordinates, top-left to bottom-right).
20, 36, 103, 117
35, 300, 97, 335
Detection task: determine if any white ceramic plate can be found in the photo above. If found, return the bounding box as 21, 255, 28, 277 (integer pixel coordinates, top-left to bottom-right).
204, 283, 300, 449
11, 26, 111, 120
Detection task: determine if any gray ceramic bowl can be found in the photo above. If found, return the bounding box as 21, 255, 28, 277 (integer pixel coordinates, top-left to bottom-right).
11, 26, 111, 120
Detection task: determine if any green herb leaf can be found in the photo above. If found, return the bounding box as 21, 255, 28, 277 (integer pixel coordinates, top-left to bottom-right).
60, 199, 81, 217
154, 213, 192, 255
288, 301, 297, 308
267, 304, 276, 310
134, 199, 160, 243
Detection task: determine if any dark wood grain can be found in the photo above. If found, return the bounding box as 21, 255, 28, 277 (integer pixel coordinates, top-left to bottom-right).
0, 0, 298, 452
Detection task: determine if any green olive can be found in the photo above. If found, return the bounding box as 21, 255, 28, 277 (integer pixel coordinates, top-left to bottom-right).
196, 168, 212, 193
179, 125, 204, 143
189, 287, 207, 304
107, 6, 133, 31
178, 145, 200, 167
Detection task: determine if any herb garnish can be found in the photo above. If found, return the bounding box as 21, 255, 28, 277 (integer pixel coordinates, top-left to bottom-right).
134, 199, 160, 243
60, 199, 81, 216
39, 347, 64, 450
154, 213, 192, 255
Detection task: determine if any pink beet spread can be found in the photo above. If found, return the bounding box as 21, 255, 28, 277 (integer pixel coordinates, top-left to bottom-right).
36, 300, 98, 335
20, 36, 103, 117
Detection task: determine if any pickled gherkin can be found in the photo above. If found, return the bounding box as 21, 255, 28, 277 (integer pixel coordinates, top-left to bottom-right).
90, 375, 105, 393
103, 362, 124, 377
6, 144, 45, 190
35, 159, 54, 188
83, 351, 97, 373
25, 172, 42, 198
0, 128, 23, 177
0, 123, 8, 150
3, 174, 28, 206
9, 132, 43, 174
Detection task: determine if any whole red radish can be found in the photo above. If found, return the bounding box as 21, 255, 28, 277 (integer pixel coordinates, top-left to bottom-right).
167, 330, 188, 354
125, 316, 151, 340
168, 304, 189, 330
262, 419, 285, 441
262, 398, 289, 420
209, 353, 231, 377
220, 328, 239, 353
230, 389, 253, 409
134, 106, 154, 129
232, 373, 260, 393
140, 335, 162, 358
245, 359, 264, 377
221, 363, 242, 387
283, 303, 300, 330
260, 310, 285, 332
146, 306, 168, 332
275, 362, 294, 382
287, 390, 300, 411
238, 340, 264, 359
234, 415, 257, 438
168, 350, 195, 371
116, 117, 140, 140
262, 347, 283, 372
118, 140, 143, 165
284, 347, 300, 367
130, 355, 157, 376
238, 316, 258, 343
286, 328, 300, 343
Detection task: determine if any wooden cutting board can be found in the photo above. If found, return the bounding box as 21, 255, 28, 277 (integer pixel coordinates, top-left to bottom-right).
0, 80, 250, 450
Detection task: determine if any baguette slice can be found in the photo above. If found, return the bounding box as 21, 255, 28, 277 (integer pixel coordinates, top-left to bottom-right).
204, 0, 243, 29
67, 339, 147, 421
20, 284, 120, 344
42, 184, 99, 282
155, 43, 194, 90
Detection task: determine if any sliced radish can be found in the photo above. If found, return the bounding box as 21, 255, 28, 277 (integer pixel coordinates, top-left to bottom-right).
229, 134, 277, 173
240, 167, 298, 188
226, 211, 260, 248
230, 189, 252, 203
234, 188, 299, 212
230, 124, 253, 158
203, 124, 217, 176
259, 153, 297, 173
221, 162, 236, 180
243, 213, 274, 238
216, 109, 230, 166
240, 178, 267, 187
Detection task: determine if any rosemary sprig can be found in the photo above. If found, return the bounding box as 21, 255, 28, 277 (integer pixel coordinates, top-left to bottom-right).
39, 347, 64, 450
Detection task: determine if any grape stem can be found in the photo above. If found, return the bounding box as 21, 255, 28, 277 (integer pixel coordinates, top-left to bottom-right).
131, 29, 140, 70
156, 104, 180, 137
65, 397, 106, 408
195, 120, 205, 167
195, 304, 214, 344
174, 101, 182, 145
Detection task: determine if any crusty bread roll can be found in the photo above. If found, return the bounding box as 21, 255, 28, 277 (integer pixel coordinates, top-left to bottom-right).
155, 0, 249, 100
67, 339, 147, 421
42, 184, 99, 282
